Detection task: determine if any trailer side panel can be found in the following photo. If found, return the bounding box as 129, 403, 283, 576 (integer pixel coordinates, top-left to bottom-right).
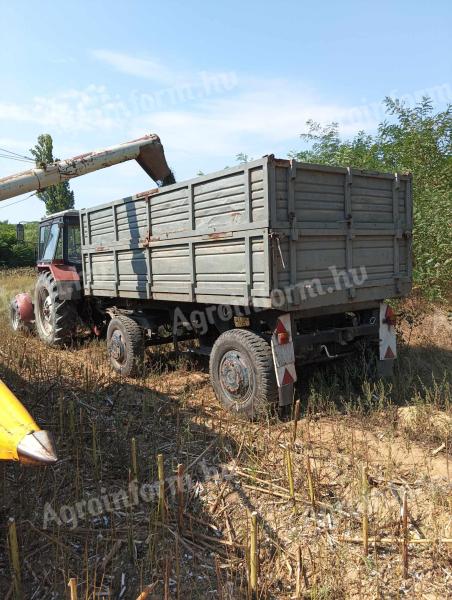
81, 157, 412, 311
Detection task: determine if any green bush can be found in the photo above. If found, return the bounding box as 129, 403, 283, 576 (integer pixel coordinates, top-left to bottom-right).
289, 97, 452, 300
0, 222, 37, 267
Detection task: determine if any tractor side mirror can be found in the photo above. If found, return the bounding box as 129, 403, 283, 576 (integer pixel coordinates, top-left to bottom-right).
16, 223, 25, 243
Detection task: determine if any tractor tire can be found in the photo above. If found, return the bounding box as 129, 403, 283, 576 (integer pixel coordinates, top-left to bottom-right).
34, 271, 77, 346
9, 297, 33, 333
209, 328, 278, 419
107, 315, 145, 377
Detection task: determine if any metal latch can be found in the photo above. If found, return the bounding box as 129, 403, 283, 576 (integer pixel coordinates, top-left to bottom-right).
270, 232, 286, 270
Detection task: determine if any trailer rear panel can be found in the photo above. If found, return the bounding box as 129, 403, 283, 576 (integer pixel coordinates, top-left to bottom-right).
80, 156, 412, 311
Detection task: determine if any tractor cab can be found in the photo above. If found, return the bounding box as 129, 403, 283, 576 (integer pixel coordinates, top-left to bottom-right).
38, 209, 81, 266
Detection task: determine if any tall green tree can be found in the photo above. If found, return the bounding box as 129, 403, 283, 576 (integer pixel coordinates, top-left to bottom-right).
290, 97, 452, 300
30, 134, 75, 215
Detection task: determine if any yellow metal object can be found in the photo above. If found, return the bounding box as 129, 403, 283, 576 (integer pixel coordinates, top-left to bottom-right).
0, 379, 57, 464
0, 379, 38, 461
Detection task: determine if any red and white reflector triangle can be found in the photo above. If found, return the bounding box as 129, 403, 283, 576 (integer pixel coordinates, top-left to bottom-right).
281, 368, 294, 386
276, 363, 297, 386
384, 345, 395, 359
275, 318, 288, 336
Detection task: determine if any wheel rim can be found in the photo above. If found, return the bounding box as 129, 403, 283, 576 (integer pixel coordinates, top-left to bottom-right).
109, 329, 127, 369
38, 288, 53, 336
219, 350, 254, 407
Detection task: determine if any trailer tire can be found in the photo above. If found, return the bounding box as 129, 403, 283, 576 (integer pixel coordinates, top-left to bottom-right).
107, 315, 145, 378
209, 328, 278, 419
34, 271, 77, 346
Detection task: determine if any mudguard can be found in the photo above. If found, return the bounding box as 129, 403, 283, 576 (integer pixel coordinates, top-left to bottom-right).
271, 313, 297, 406
38, 264, 82, 301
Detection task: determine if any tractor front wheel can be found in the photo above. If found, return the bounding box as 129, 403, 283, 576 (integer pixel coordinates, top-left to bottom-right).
9, 297, 33, 333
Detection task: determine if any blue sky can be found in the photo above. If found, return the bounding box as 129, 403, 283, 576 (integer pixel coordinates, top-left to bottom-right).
0, 0, 450, 222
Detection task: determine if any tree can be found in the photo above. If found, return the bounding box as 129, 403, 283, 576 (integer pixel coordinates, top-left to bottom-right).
236, 152, 253, 164
0, 222, 36, 266
30, 134, 75, 215
290, 97, 452, 300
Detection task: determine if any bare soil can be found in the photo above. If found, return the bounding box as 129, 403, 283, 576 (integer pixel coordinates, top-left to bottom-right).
0, 270, 450, 599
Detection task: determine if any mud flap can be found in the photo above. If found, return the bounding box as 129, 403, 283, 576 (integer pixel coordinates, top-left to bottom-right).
271, 313, 297, 407
379, 302, 397, 360
378, 303, 396, 378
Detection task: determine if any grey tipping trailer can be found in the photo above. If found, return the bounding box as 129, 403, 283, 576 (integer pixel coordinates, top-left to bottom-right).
21, 155, 413, 418
80, 156, 412, 311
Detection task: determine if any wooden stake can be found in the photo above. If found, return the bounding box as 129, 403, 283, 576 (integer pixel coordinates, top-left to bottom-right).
249, 511, 258, 598
339, 536, 452, 545
91, 422, 98, 476
215, 557, 224, 600
286, 447, 295, 503
58, 395, 64, 435
402, 491, 408, 579
157, 454, 166, 521
163, 556, 170, 600
362, 466, 369, 557
7, 518, 22, 600
68, 577, 78, 600
292, 399, 301, 443
295, 545, 303, 598
177, 463, 184, 530
131, 437, 138, 482
176, 534, 181, 600
135, 582, 158, 600
306, 456, 316, 511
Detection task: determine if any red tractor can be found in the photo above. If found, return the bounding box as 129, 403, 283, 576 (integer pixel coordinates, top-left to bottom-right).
5, 134, 175, 350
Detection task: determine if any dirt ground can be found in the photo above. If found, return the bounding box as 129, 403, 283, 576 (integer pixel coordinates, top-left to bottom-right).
0, 270, 450, 599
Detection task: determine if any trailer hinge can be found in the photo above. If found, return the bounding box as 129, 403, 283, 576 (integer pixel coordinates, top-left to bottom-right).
289, 212, 298, 241
346, 166, 353, 185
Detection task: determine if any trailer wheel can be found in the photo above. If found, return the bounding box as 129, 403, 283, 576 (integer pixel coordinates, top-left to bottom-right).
34, 271, 77, 346
107, 315, 145, 377
209, 329, 278, 418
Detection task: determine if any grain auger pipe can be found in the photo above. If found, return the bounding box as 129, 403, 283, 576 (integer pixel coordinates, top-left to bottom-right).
0, 133, 174, 464
0, 133, 175, 202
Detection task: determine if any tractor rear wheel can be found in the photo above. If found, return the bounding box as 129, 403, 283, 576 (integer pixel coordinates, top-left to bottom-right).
34, 271, 77, 346
107, 315, 145, 377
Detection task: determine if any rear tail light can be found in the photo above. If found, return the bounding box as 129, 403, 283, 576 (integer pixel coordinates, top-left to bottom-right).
277, 332, 290, 345
384, 305, 397, 327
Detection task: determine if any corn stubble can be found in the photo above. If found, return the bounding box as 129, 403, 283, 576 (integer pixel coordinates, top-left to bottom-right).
0, 268, 451, 599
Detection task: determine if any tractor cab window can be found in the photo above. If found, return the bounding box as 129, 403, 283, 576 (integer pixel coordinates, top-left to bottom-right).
39, 225, 50, 259
39, 222, 62, 262
67, 223, 81, 263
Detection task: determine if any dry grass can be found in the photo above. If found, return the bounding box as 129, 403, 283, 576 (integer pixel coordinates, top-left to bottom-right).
0, 268, 450, 599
